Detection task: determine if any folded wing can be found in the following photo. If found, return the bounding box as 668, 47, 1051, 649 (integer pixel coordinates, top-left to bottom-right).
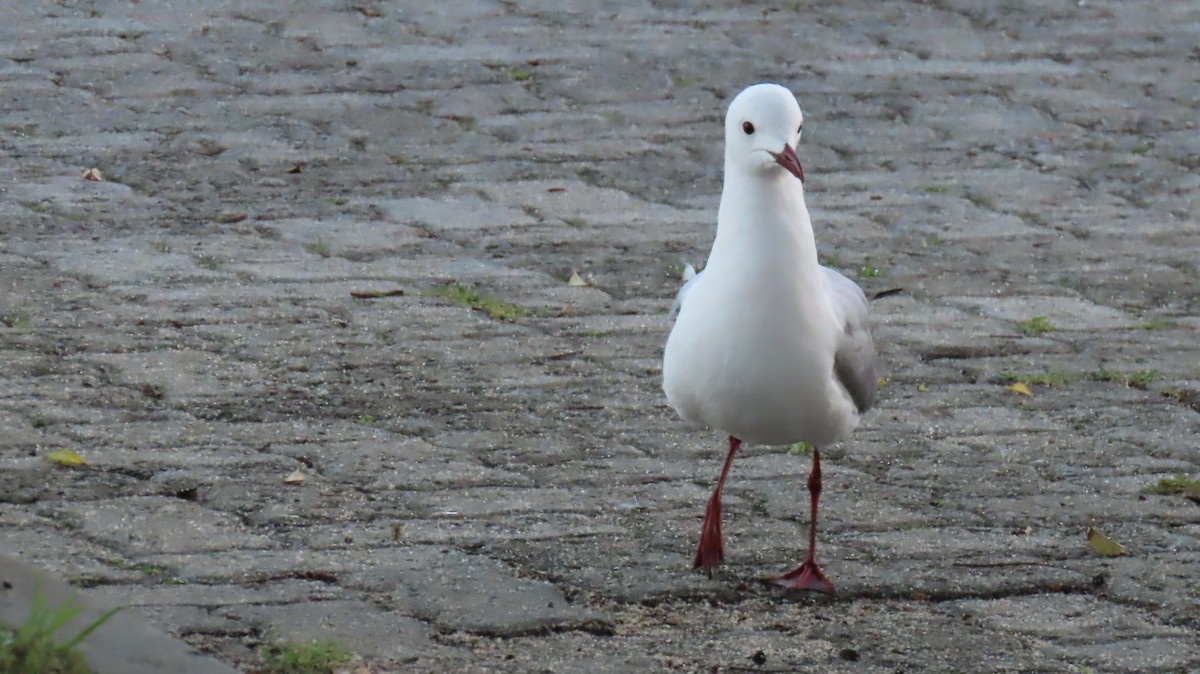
822, 266, 878, 414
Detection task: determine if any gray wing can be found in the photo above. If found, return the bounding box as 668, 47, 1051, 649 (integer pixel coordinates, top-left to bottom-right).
822, 266, 878, 413
669, 264, 700, 319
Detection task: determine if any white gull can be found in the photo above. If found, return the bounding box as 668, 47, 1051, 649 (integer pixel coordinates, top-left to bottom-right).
662, 83, 878, 594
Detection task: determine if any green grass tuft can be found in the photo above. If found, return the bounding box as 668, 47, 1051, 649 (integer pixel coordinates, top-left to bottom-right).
304, 239, 332, 258
2, 311, 32, 330
1144, 475, 1200, 496
1090, 368, 1160, 390
0, 580, 122, 674
857, 257, 882, 279
508, 68, 532, 82
1016, 316, 1054, 336
1130, 318, 1174, 330
257, 639, 352, 674
788, 441, 813, 457
429, 283, 527, 322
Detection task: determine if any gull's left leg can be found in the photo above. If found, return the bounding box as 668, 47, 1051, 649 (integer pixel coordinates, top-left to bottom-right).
768, 447, 835, 594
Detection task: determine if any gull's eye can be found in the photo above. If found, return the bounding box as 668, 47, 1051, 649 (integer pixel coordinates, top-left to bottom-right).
798, 124, 803, 134
742, 121, 755, 135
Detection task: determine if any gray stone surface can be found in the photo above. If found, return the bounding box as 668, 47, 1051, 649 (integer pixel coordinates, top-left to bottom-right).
0, 555, 240, 674
1, 0, 1199, 673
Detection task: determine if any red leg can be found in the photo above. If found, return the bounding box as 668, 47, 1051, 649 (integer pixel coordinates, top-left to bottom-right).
694, 436, 741, 576
769, 447, 835, 594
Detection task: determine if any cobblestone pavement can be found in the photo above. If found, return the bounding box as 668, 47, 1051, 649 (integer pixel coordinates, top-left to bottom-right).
2, 1, 1198, 672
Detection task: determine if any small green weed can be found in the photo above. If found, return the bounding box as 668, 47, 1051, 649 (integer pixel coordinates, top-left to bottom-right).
2, 311, 32, 330
304, 240, 331, 258
924, 185, 948, 193
1130, 318, 1173, 330
0, 580, 122, 674
1016, 316, 1054, 336
788, 441, 813, 457
1090, 368, 1160, 390
508, 68, 532, 82
429, 283, 527, 322
1144, 475, 1200, 496
257, 638, 352, 674
858, 257, 882, 279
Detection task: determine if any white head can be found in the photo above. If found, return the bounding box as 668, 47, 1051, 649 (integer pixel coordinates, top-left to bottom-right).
724, 83, 805, 183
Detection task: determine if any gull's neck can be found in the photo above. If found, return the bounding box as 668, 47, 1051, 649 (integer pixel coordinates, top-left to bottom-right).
709, 167, 820, 276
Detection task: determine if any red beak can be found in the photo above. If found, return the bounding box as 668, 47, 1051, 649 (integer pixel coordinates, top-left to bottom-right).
769, 144, 805, 183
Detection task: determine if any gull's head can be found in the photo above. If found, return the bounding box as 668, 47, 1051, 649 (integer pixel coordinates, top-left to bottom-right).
724, 83, 805, 183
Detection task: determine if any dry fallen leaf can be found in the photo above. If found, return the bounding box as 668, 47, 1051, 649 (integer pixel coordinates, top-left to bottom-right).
1007, 382, 1034, 397
1086, 523, 1127, 557
284, 468, 307, 485
567, 270, 588, 287
196, 140, 228, 157
286, 162, 305, 174
46, 449, 87, 468
82, 168, 103, 181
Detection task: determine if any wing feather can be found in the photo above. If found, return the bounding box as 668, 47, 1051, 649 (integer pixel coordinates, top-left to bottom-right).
822, 266, 878, 413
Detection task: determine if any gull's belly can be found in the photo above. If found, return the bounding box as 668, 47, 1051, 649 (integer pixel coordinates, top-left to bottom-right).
663, 307, 857, 447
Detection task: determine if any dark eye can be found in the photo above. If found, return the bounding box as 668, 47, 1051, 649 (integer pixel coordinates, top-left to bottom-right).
742, 121, 755, 135
798, 124, 803, 134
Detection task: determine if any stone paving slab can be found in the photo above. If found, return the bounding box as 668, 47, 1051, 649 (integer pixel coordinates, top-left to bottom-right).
1, 0, 1199, 673
0, 555, 240, 674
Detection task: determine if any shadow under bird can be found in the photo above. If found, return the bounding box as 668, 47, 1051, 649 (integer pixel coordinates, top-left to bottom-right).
663, 83, 879, 594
